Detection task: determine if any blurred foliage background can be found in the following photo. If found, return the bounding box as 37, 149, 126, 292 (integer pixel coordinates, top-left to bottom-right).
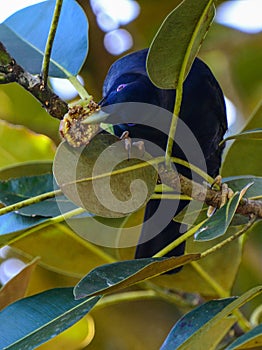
0, 1, 261, 349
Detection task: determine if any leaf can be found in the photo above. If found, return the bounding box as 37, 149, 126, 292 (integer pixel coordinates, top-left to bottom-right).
89, 294, 182, 350
173, 202, 208, 226
53, 134, 158, 218
160, 285, 262, 350
160, 298, 236, 350
67, 213, 135, 251
0, 0, 88, 78
0, 232, 25, 250
230, 41, 262, 112
222, 129, 262, 144
73, 254, 200, 300
0, 120, 55, 170
0, 212, 47, 238
0, 257, 39, 311
0, 82, 60, 143
194, 183, 252, 241
0, 288, 100, 349
152, 226, 243, 297
0, 174, 78, 217
225, 176, 262, 199
13, 223, 113, 278
37, 315, 95, 350
222, 101, 262, 177
0, 162, 53, 181
226, 323, 262, 349
0, 174, 54, 201
147, 0, 215, 88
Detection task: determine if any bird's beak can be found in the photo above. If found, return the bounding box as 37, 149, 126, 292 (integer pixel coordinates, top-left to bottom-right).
82, 109, 110, 124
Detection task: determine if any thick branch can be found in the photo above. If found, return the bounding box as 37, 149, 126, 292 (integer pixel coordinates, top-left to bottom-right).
158, 164, 262, 218
0, 42, 68, 119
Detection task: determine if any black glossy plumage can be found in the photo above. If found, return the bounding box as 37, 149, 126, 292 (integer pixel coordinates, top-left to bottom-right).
99, 48, 227, 268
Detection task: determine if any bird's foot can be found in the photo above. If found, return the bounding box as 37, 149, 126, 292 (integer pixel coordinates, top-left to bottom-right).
120, 131, 145, 159
120, 131, 132, 158
207, 175, 234, 217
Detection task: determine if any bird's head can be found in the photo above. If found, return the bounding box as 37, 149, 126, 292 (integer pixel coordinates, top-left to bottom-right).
85, 48, 175, 127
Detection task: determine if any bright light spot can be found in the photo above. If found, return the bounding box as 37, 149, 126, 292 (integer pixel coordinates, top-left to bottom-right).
216, 0, 262, 34
0, 258, 26, 285
50, 75, 84, 100
0, 0, 46, 23
225, 96, 237, 128
90, 0, 140, 27
0, 246, 11, 259
104, 29, 133, 55
97, 12, 118, 32
90, 0, 140, 53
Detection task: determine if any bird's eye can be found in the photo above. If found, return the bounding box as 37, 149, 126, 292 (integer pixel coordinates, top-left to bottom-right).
116, 84, 127, 92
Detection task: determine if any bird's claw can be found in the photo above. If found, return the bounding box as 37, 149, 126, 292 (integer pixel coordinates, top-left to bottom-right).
120, 131, 145, 159
207, 175, 234, 217
120, 131, 132, 158
132, 141, 145, 157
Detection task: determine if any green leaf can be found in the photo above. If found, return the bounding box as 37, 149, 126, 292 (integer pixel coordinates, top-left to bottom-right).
194, 183, 252, 241
73, 254, 200, 300
226, 323, 262, 349
225, 176, 262, 199
148, 226, 243, 296
222, 128, 262, 144
0, 0, 88, 78
0, 174, 54, 200
0, 212, 47, 237
0, 288, 100, 349
147, 0, 215, 88
222, 101, 262, 177
0, 120, 55, 170
173, 202, 208, 226
53, 134, 158, 218
160, 298, 236, 350
173, 202, 249, 227
0, 174, 78, 217
0, 162, 53, 181
161, 285, 262, 350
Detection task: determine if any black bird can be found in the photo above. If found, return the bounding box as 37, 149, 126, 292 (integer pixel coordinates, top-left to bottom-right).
93, 48, 227, 269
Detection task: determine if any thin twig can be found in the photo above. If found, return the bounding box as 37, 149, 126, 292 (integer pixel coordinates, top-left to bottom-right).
153, 220, 206, 257
4, 207, 85, 248
41, 0, 64, 86
0, 189, 62, 217
191, 261, 251, 332
200, 215, 257, 259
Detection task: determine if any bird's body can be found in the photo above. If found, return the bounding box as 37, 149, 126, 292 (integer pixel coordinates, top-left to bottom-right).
99, 48, 227, 266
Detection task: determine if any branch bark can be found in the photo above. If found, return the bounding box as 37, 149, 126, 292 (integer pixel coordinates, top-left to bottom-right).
0, 42, 68, 119
158, 164, 262, 218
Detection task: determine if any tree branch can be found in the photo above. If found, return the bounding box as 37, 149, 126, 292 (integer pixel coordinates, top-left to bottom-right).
0, 42, 68, 119
158, 163, 262, 218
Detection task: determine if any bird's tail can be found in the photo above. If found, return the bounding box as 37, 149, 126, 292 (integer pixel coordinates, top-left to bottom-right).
135, 198, 187, 273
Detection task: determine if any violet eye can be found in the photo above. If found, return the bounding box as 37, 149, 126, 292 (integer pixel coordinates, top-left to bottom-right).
116, 84, 127, 92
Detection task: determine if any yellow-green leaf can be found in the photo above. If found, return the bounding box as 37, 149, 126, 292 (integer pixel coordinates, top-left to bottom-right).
0, 120, 55, 170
